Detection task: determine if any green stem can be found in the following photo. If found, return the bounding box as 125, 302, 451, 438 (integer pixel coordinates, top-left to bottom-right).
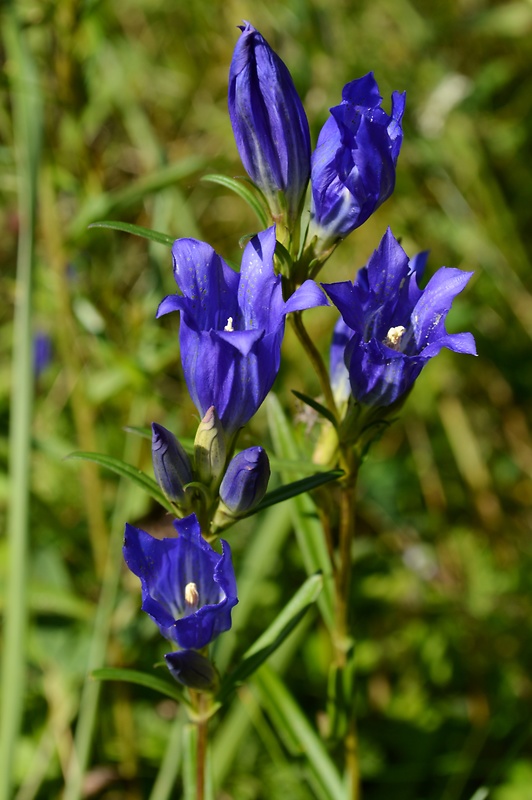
290, 312, 339, 421
190, 692, 209, 800
335, 449, 360, 800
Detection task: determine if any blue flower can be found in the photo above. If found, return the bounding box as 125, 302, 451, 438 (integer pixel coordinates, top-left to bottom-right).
324, 228, 477, 407
229, 21, 311, 226
157, 226, 327, 436
309, 73, 406, 251
123, 514, 238, 651
219, 446, 270, 515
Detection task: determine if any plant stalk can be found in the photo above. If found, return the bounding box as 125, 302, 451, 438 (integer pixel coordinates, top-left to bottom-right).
290, 312, 339, 421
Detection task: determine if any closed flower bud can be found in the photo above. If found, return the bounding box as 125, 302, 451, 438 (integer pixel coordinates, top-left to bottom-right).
152, 423, 193, 505
165, 650, 219, 692
218, 446, 270, 516
228, 21, 311, 227
194, 406, 227, 484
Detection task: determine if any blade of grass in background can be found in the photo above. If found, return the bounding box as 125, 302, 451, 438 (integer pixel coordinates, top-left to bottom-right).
253, 665, 344, 800
63, 399, 148, 800
0, 14, 42, 800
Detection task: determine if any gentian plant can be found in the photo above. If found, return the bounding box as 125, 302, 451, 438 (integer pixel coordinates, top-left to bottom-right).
82, 20, 477, 800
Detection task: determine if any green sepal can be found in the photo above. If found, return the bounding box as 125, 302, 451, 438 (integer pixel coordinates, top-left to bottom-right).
66, 451, 175, 514
291, 389, 338, 428
201, 174, 269, 228
217, 573, 322, 703
92, 667, 187, 704
88, 220, 174, 246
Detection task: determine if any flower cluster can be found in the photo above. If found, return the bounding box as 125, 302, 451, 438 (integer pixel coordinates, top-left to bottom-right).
122, 21, 476, 693
228, 23, 405, 258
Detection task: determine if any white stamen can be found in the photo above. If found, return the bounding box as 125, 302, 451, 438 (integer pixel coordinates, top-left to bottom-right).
384, 325, 406, 350
224, 317, 234, 332
184, 582, 199, 607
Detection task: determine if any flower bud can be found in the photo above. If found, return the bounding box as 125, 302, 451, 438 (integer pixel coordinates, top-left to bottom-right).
194, 406, 227, 484
152, 423, 193, 505
165, 650, 219, 692
228, 21, 311, 227
218, 446, 270, 516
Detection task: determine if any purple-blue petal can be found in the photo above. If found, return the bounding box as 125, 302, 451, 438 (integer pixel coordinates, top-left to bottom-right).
330, 316, 353, 404
238, 227, 283, 330
411, 268, 474, 349
285, 280, 329, 314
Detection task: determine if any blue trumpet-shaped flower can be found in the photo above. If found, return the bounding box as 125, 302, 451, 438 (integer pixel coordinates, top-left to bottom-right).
229, 21, 311, 225
157, 226, 327, 436
123, 514, 238, 651
310, 73, 406, 251
324, 228, 477, 407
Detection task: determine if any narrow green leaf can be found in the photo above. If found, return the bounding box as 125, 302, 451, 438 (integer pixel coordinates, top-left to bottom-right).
149, 711, 186, 800
266, 394, 335, 629
250, 469, 343, 515
268, 456, 333, 475
92, 667, 185, 703
253, 665, 344, 800
67, 451, 174, 513
292, 389, 338, 427
89, 220, 174, 246
201, 174, 269, 228
218, 574, 322, 702
69, 156, 205, 239
123, 425, 152, 439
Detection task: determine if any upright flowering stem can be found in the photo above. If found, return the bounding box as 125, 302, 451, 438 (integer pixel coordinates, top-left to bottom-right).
191, 691, 209, 800
337, 448, 360, 800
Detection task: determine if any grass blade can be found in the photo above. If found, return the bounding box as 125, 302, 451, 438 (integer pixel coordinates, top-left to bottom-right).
89, 220, 174, 246
218, 574, 323, 701
0, 14, 42, 800
92, 667, 185, 703
253, 665, 344, 800
266, 394, 335, 629
201, 174, 269, 228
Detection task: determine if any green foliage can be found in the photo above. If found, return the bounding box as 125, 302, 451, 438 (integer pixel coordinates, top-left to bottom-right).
2, 0, 532, 798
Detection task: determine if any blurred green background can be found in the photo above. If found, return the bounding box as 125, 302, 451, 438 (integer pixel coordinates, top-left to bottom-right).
2, 0, 532, 798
